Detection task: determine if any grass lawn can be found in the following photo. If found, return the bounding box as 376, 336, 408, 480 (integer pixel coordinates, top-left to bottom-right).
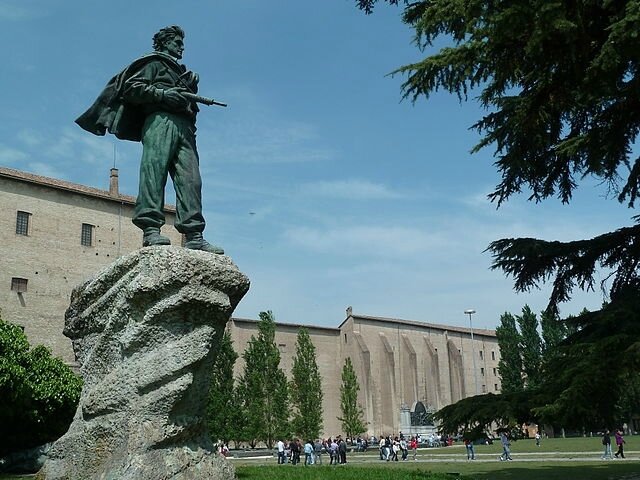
2, 437, 638, 480
234, 436, 640, 479
236, 462, 640, 480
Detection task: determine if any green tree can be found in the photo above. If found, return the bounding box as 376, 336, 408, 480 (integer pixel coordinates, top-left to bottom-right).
517, 305, 542, 389
337, 357, 367, 438
540, 309, 567, 355
0, 318, 83, 455
495, 312, 523, 394
206, 331, 239, 445
290, 328, 323, 440
237, 311, 289, 448
356, 0, 640, 428
230, 384, 247, 449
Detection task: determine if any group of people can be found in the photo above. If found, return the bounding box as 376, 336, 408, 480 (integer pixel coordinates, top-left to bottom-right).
276, 437, 348, 465
272, 428, 630, 464
601, 429, 626, 459
377, 434, 417, 461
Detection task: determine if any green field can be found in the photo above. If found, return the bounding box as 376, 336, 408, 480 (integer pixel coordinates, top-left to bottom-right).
2, 437, 638, 480
233, 436, 640, 479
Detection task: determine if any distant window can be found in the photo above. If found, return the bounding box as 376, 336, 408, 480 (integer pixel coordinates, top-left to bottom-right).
493, 367, 497, 376
479, 350, 484, 360
11, 277, 28, 293
491, 351, 496, 361
344, 333, 347, 343
16, 211, 31, 236
480, 367, 485, 376
494, 383, 499, 391
481, 384, 486, 393
81, 223, 94, 246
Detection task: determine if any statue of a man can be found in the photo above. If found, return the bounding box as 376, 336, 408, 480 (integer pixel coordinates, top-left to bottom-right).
76, 25, 223, 254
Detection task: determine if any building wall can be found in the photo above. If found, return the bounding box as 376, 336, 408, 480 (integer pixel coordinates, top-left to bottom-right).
228, 319, 344, 438
229, 314, 500, 440
0, 169, 181, 364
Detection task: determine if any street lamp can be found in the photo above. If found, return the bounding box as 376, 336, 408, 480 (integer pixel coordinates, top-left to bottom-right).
464, 309, 480, 395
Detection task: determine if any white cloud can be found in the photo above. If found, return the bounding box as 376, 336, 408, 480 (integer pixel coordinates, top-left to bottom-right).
200, 118, 334, 165
284, 224, 453, 256
299, 179, 407, 200
0, 2, 40, 21
25, 161, 62, 178
0, 144, 29, 164
17, 129, 44, 147
195, 88, 335, 165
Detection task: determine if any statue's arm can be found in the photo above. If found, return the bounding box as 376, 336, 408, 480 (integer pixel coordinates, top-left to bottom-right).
122, 62, 165, 105
123, 61, 189, 111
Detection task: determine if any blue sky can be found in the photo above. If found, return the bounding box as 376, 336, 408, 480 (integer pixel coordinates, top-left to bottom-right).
2, 1, 634, 330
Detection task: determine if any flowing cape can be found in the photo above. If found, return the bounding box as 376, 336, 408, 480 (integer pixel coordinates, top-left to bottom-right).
75, 53, 183, 142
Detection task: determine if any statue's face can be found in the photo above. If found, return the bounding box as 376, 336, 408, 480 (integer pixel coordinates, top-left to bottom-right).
163, 35, 184, 60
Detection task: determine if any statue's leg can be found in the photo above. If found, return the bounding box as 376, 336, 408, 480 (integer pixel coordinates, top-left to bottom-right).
172, 122, 224, 254
133, 113, 178, 231
171, 123, 205, 234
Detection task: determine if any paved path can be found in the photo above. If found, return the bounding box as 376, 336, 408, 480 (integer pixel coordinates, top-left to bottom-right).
234, 451, 640, 463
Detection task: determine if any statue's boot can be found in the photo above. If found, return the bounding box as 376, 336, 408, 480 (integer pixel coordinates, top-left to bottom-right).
184, 232, 224, 255
143, 227, 171, 246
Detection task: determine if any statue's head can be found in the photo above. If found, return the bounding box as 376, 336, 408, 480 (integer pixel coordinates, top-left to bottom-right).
152, 25, 185, 60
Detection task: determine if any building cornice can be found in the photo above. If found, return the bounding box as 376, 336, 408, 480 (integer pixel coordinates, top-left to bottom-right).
0, 166, 176, 213
231, 317, 340, 334
232, 314, 496, 338
339, 313, 497, 338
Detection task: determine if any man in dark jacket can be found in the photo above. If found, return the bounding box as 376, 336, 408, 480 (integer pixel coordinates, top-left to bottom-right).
338, 436, 347, 464
76, 25, 223, 253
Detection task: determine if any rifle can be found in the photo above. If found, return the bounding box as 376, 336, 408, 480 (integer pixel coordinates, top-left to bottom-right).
181, 91, 227, 107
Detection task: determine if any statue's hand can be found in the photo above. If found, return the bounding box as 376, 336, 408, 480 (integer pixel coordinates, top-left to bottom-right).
182, 71, 199, 91
162, 87, 189, 109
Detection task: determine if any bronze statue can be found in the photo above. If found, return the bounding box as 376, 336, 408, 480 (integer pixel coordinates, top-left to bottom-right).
76, 25, 225, 254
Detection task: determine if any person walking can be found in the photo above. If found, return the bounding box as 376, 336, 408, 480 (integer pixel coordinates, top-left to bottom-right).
338, 437, 347, 464
381, 436, 390, 461
391, 438, 399, 462
614, 429, 626, 459
314, 439, 324, 465
290, 439, 301, 465
410, 436, 418, 460
303, 440, 314, 466
329, 438, 339, 465
498, 431, 513, 461
601, 430, 613, 459
400, 437, 408, 461
276, 439, 286, 464
464, 438, 475, 460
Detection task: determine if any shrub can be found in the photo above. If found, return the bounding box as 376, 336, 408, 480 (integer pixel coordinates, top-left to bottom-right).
0, 318, 82, 456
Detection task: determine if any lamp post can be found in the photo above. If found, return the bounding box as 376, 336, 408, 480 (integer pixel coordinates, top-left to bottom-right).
464, 309, 480, 395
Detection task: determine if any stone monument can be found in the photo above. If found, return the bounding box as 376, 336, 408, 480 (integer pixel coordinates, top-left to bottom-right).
37, 246, 249, 479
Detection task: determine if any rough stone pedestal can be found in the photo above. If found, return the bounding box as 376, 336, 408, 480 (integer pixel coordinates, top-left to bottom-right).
37, 246, 250, 480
